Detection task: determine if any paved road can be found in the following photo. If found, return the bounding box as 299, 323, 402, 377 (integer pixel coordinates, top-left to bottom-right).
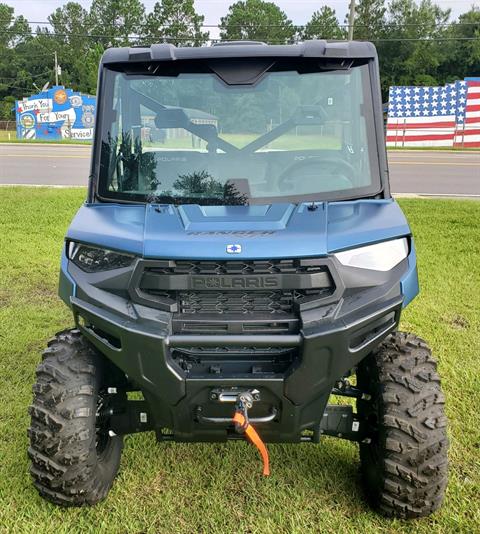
0, 144, 91, 186
387, 150, 479, 196
0, 144, 478, 196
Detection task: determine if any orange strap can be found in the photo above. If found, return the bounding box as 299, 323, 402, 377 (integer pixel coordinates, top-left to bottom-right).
233, 412, 270, 476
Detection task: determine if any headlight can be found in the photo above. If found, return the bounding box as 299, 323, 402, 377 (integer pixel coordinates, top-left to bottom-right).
334, 238, 409, 271
69, 243, 135, 273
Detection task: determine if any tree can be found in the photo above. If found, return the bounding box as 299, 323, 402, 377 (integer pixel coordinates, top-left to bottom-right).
0, 3, 33, 119
219, 0, 295, 44
379, 0, 450, 94
143, 0, 209, 46
47, 3, 93, 90
303, 7, 345, 40
48, 2, 90, 49
0, 95, 16, 121
441, 7, 480, 80
75, 44, 105, 93
351, 0, 386, 41
0, 3, 30, 48
89, 0, 146, 47
9, 30, 59, 95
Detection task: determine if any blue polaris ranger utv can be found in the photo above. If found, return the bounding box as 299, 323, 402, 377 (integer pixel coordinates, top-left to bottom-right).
28, 40, 448, 517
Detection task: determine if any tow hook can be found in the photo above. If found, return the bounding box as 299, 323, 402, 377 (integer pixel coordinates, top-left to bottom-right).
196, 388, 277, 424
232, 392, 270, 476
195, 388, 272, 475
233, 392, 254, 432
210, 387, 260, 403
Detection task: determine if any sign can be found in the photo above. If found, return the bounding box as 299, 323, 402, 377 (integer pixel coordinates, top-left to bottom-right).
62, 127, 94, 140
387, 78, 480, 148
15, 86, 96, 141
17, 99, 52, 113
37, 109, 77, 124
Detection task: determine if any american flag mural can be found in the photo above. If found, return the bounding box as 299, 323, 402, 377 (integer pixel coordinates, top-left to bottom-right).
386, 78, 480, 148
454, 80, 480, 148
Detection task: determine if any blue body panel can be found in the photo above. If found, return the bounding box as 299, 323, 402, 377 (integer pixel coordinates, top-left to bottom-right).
65, 198, 419, 306
326, 201, 410, 252
66, 199, 411, 259
67, 203, 146, 256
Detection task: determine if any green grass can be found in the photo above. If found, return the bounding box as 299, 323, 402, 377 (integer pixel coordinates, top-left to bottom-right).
0, 132, 91, 144
218, 133, 341, 150
142, 133, 342, 150
0, 188, 479, 533
0, 130, 16, 141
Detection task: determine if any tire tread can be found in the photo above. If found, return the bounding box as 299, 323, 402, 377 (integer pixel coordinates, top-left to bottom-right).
28, 329, 123, 506
357, 331, 448, 518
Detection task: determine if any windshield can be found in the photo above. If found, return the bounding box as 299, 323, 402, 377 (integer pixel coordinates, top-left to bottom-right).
97, 61, 381, 205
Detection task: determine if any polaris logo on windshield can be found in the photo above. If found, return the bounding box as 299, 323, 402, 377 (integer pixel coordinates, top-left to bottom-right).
226, 244, 242, 254
191, 276, 279, 290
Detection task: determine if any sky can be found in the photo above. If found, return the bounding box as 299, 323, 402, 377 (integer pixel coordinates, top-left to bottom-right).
7, 0, 479, 29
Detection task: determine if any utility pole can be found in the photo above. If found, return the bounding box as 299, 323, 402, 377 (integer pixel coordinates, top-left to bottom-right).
54, 51, 59, 86
348, 0, 356, 41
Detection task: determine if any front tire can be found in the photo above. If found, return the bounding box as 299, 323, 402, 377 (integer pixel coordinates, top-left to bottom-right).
28, 329, 123, 506
357, 332, 448, 518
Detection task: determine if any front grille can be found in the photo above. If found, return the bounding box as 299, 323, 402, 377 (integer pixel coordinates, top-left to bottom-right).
131, 258, 335, 332
179, 290, 303, 315
171, 346, 299, 376
146, 259, 327, 276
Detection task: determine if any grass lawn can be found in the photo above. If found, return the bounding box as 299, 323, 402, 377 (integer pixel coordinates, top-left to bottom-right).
0, 130, 16, 142
0, 133, 91, 145
142, 133, 342, 151
0, 188, 479, 533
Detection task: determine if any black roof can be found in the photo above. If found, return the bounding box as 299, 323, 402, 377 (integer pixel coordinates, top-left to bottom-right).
101, 40, 377, 65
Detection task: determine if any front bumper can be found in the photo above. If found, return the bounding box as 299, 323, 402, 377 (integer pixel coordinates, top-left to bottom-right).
70, 277, 403, 442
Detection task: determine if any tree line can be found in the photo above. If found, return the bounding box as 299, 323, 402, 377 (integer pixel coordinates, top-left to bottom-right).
0, 0, 479, 120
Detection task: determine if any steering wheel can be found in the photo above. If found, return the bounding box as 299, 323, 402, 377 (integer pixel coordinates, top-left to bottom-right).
277, 157, 356, 193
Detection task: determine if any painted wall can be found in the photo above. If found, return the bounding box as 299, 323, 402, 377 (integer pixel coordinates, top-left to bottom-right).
15, 86, 96, 141
387, 77, 480, 148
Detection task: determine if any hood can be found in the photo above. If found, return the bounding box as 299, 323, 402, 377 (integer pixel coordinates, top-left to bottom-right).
66, 199, 411, 259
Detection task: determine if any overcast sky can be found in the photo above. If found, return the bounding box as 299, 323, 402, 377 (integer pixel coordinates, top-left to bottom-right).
7, 0, 478, 28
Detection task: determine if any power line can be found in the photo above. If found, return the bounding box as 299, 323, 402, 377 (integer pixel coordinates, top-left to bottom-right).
374, 36, 480, 41
1, 27, 479, 40
0, 70, 52, 81
0, 71, 53, 91
0, 50, 56, 60
1, 19, 480, 29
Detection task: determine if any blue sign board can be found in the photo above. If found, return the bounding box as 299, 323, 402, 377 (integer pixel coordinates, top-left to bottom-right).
15, 86, 96, 141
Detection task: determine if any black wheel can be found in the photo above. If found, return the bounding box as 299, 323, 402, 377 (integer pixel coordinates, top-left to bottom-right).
356, 331, 448, 518
28, 329, 124, 506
